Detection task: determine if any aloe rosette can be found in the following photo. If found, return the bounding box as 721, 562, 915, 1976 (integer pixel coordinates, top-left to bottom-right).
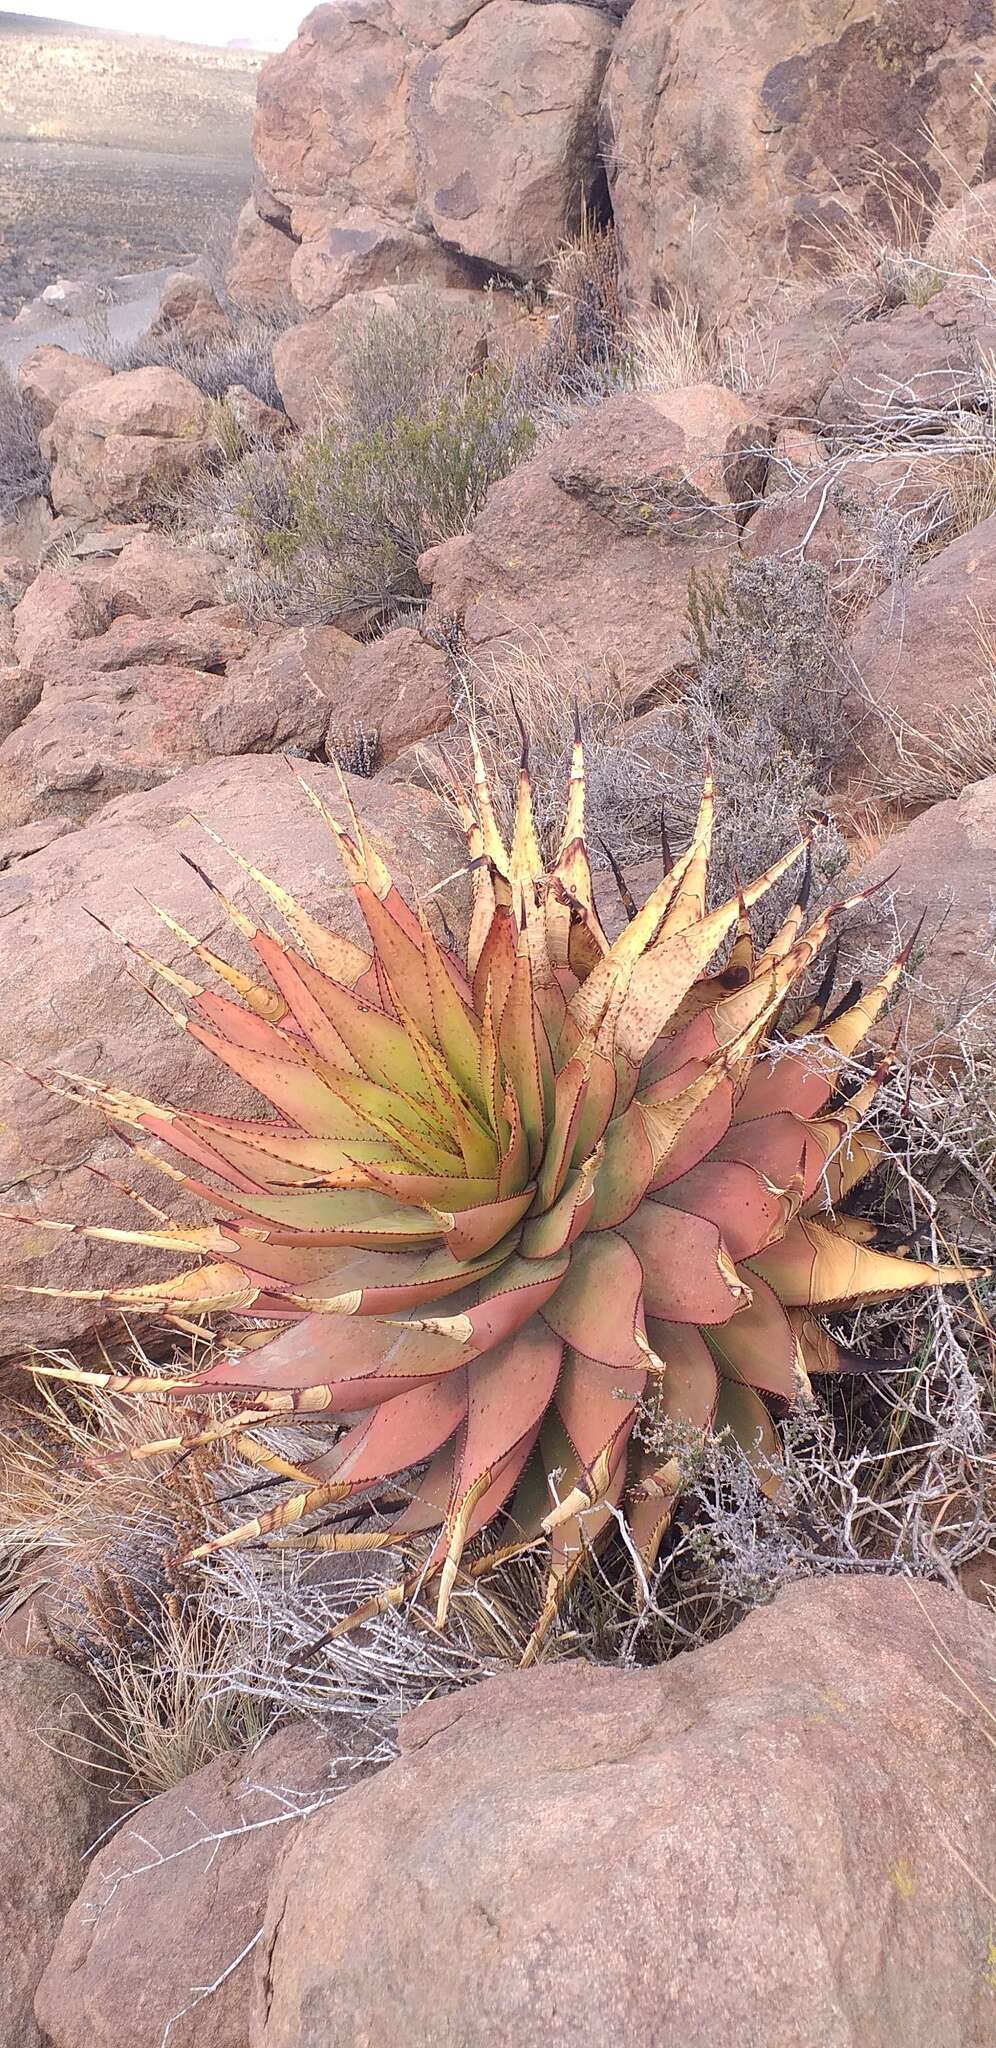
12, 742, 975, 1653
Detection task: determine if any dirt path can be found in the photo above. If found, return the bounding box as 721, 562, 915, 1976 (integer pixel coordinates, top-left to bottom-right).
0, 261, 185, 373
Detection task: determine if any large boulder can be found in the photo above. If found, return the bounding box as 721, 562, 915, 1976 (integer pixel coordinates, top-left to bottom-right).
816, 287, 996, 432
409, 1, 615, 277
255, 1578, 996, 2048
856, 776, 996, 1035
0, 754, 466, 1357
325, 627, 453, 766
846, 513, 996, 784
225, 197, 295, 310
44, 368, 213, 521
34, 1723, 351, 2048
290, 207, 472, 316
254, 1, 418, 243
424, 389, 738, 708
0, 609, 256, 834
151, 271, 232, 346
601, 0, 996, 321
200, 622, 359, 756
16, 343, 107, 427
0, 1656, 116, 2048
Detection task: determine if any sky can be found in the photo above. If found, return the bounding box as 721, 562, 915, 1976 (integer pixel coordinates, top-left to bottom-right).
1, 1, 305, 46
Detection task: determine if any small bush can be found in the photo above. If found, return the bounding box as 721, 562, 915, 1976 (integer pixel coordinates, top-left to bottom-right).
0, 365, 48, 521
204, 291, 537, 626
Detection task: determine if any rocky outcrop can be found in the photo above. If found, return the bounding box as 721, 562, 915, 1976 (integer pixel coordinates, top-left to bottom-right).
151, 271, 232, 346
226, 197, 295, 309
0, 1656, 116, 2048
601, 0, 996, 320
200, 622, 359, 756
423, 389, 739, 706
44, 368, 213, 521
34, 1724, 350, 2048
0, 754, 466, 1356
255, 1578, 996, 2048
409, 1, 615, 278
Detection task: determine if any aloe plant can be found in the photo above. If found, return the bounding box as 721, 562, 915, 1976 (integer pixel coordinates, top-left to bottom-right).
13, 739, 976, 1659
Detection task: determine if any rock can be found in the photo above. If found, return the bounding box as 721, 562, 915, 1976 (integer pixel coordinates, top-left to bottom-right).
16, 343, 110, 427
94, 529, 227, 621
0, 489, 55, 570
602, 0, 996, 322
151, 271, 232, 345
255, 1578, 996, 2048
0, 1655, 116, 2048
290, 206, 472, 315
743, 450, 944, 598
648, 382, 772, 527
752, 282, 871, 427
223, 383, 291, 444
0, 814, 75, 871
40, 277, 96, 318
856, 777, 996, 1035
272, 280, 539, 430
426, 390, 736, 708
410, 1, 614, 278
225, 198, 295, 310
0, 754, 466, 1356
34, 1723, 353, 2048
13, 567, 105, 675
0, 609, 255, 834
0, 661, 41, 742
254, 1, 418, 248
326, 628, 453, 766
45, 368, 213, 521
391, 0, 489, 40
816, 288, 996, 433
200, 622, 358, 756
846, 514, 996, 782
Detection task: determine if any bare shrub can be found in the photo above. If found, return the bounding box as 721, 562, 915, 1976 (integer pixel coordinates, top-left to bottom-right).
877, 614, 996, 809
0, 364, 48, 520
86, 303, 292, 411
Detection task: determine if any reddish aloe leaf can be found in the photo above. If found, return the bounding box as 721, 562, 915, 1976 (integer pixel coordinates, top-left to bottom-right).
620, 1201, 748, 1326
655, 1160, 788, 1262
541, 1229, 650, 1371
707, 1270, 801, 1403
304, 1372, 469, 1491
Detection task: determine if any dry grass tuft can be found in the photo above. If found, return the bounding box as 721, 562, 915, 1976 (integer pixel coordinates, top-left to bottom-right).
85, 302, 292, 411
0, 364, 48, 521
876, 612, 996, 809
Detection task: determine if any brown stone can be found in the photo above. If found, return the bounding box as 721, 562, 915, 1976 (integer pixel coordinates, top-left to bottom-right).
410, 0, 614, 278
34, 1723, 352, 2048
225, 199, 295, 311
16, 343, 107, 427
94, 528, 227, 621
223, 382, 291, 443
13, 567, 105, 675
426, 391, 736, 709
326, 628, 453, 766
45, 367, 212, 521
846, 513, 996, 782
0, 488, 56, 569
152, 271, 232, 345
855, 777, 996, 1035
290, 207, 472, 315
0, 661, 41, 742
0, 1656, 116, 2048
201, 622, 359, 756
254, 1578, 996, 2048
0, 754, 466, 1356
601, 0, 996, 322
816, 288, 996, 432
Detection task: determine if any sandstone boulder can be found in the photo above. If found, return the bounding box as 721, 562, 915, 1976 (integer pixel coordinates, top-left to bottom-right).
225, 198, 295, 310
0, 661, 41, 743
16, 342, 107, 426
0, 1656, 116, 2048
151, 271, 232, 345
601, 0, 996, 321
290, 207, 472, 315
410, 0, 614, 278
0, 754, 465, 1356
93, 528, 227, 620
255, 1578, 996, 2048
846, 513, 996, 783
45, 367, 212, 521
816, 288, 996, 432
743, 450, 945, 598
34, 1723, 351, 2048
856, 777, 996, 1035
222, 382, 291, 444
13, 566, 105, 675
425, 390, 736, 707
325, 627, 453, 766
925, 175, 996, 280
200, 621, 358, 756
254, 1, 418, 245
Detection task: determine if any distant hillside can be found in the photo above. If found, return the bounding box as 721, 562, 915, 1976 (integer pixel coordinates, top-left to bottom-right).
0, 14, 263, 157
0, 15, 263, 313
